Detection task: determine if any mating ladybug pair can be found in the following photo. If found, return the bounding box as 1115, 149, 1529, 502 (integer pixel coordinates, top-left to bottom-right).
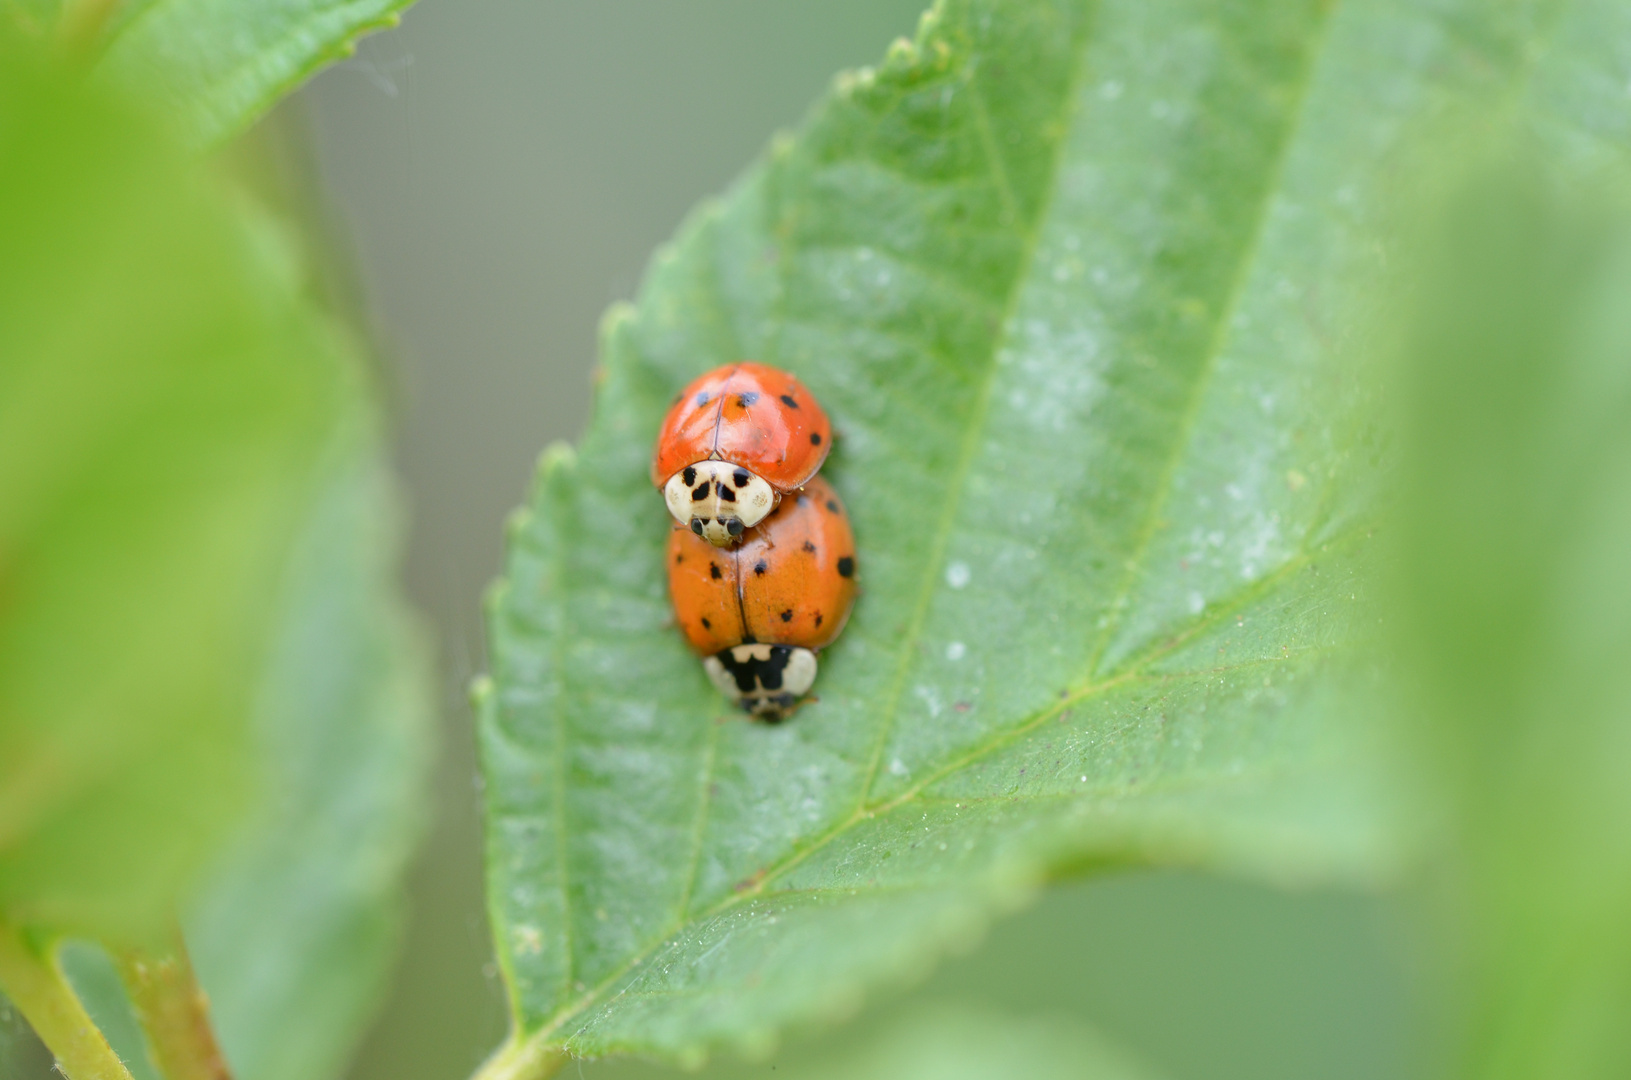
652, 363, 856, 720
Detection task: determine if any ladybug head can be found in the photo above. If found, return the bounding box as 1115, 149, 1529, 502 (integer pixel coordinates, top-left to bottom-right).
663, 460, 777, 547
703, 643, 817, 722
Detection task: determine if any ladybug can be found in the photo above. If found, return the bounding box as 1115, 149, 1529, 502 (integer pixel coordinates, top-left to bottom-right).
667, 474, 857, 719
652, 362, 832, 547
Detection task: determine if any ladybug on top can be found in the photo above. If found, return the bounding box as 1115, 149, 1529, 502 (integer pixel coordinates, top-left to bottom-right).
651, 362, 832, 546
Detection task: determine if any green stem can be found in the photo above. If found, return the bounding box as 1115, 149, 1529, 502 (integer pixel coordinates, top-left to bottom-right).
117, 927, 233, 1080
468, 1033, 567, 1080
0, 917, 136, 1080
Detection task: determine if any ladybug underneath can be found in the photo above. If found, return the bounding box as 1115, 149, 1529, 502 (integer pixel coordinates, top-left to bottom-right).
652, 362, 832, 547
667, 475, 857, 719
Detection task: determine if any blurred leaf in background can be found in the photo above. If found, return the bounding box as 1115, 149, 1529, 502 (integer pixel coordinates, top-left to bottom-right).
0, 38, 348, 944
2, 0, 414, 147
0, 16, 434, 1080
94, 0, 417, 147
775, 1001, 1161, 1080
179, 405, 434, 1080
1395, 153, 1631, 1080
1, 989, 52, 1076
62, 401, 435, 1080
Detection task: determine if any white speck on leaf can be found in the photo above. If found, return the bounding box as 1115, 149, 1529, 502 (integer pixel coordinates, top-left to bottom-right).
946, 641, 966, 661
946, 561, 971, 589
512, 925, 543, 956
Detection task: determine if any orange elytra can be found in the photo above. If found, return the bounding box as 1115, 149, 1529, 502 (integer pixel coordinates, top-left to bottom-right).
666, 475, 856, 719
652, 362, 832, 547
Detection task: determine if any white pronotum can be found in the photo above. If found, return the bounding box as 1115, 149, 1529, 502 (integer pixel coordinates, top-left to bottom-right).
664, 459, 776, 546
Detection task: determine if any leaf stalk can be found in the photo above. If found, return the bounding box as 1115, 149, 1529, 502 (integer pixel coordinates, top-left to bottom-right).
468, 1033, 567, 1080
116, 927, 234, 1080
0, 917, 136, 1080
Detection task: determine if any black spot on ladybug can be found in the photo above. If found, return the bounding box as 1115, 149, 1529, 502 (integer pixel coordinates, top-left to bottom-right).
682, 465, 697, 486
692, 482, 710, 500
780, 609, 794, 622
837, 556, 855, 578
727, 519, 744, 536
801, 540, 817, 554
715, 644, 791, 691
709, 563, 722, 580
814, 613, 824, 627
780, 394, 798, 409
690, 519, 704, 536
718, 483, 737, 503
753, 560, 768, 576
826, 500, 840, 514
810, 432, 822, 445
675, 553, 684, 564
695, 391, 711, 407
732, 468, 751, 488
737, 392, 760, 408
700, 617, 711, 629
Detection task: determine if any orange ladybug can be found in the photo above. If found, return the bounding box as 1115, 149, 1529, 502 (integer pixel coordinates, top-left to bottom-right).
652, 362, 832, 547
667, 475, 856, 719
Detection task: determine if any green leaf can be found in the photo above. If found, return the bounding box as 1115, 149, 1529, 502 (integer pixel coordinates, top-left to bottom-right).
63, 407, 435, 1080
1395, 157, 1631, 1077
0, 42, 348, 943
478, 0, 1631, 1070
57, 943, 160, 1080
777, 1002, 1160, 1080
2, 0, 413, 148
1, 989, 51, 1079
96, 0, 413, 147
183, 407, 434, 1080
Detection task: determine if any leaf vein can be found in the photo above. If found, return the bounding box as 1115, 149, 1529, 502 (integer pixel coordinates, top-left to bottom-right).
855, 26, 1095, 809
1083, 0, 1343, 679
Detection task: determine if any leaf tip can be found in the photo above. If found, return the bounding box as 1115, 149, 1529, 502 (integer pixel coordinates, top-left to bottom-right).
481, 576, 512, 623
469, 673, 494, 709
530, 442, 577, 502
833, 65, 878, 97
596, 301, 637, 349
916, 0, 946, 39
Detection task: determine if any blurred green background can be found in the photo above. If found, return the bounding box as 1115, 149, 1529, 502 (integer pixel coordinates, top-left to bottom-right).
279, 3, 1424, 1079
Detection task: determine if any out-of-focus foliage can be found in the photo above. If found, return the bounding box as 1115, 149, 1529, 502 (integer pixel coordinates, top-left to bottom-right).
0, 43, 348, 944
2, 0, 415, 147
63, 408, 435, 1080
56, 944, 158, 1080
776, 1002, 1161, 1080
1395, 157, 1631, 1080
2, 989, 51, 1077
475, 0, 1631, 1075
0, 24, 434, 1080
182, 409, 434, 1080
